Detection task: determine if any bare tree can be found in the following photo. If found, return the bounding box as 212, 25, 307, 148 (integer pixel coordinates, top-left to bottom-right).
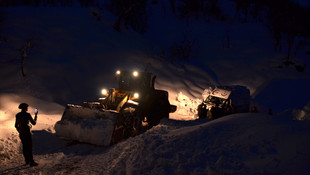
109, 0, 148, 34
20, 40, 34, 77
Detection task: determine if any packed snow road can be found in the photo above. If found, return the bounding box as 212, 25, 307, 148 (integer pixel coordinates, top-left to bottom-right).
0, 119, 204, 175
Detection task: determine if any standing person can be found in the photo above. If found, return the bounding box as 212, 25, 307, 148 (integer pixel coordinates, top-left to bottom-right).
15, 103, 38, 166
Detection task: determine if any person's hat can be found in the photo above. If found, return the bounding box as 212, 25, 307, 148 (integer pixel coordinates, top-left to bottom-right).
18, 103, 29, 109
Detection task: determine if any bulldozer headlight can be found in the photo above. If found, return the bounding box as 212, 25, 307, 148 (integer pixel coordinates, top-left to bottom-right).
101, 89, 108, 96
133, 92, 139, 99
116, 70, 121, 75
133, 71, 139, 77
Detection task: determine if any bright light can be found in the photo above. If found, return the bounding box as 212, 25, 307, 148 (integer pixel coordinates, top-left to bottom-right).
127, 100, 139, 105
0, 111, 6, 121
133, 71, 139, 77
101, 89, 108, 95
116, 70, 121, 75
133, 92, 139, 99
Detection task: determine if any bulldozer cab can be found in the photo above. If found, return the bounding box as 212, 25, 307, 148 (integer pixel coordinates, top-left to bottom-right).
117, 70, 153, 92
100, 70, 155, 111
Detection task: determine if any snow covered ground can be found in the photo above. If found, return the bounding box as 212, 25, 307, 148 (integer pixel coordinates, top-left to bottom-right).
1, 101, 310, 174
1, 1, 310, 174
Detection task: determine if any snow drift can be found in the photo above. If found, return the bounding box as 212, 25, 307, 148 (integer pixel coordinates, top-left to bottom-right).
292, 102, 310, 121
66, 114, 310, 175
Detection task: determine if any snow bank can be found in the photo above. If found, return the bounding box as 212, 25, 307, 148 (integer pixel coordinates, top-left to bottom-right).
292, 102, 310, 120
0, 133, 20, 161
75, 114, 310, 175
170, 92, 202, 120
253, 79, 310, 114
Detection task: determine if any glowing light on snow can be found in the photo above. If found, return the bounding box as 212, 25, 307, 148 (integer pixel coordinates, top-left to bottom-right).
0, 111, 6, 121
133, 71, 138, 77
169, 92, 202, 120
0, 110, 16, 131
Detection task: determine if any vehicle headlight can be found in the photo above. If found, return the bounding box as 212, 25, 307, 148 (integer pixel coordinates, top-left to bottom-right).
133, 92, 139, 99
116, 70, 121, 75
133, 71, 138, 77
101, 89, 108, 96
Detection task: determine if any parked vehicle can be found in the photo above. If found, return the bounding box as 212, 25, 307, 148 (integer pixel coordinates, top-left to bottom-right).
197, 86, 250, 119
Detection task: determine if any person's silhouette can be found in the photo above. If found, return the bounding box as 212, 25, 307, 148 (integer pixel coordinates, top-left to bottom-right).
15, 103, 38, 166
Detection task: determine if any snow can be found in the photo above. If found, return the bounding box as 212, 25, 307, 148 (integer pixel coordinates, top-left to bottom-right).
292, 102, 310, 121
293, 0, 310, 7
1, 0, 310, 174
0, 93, 63, 137
3, 111, 310, 174
171, 92, 202, 120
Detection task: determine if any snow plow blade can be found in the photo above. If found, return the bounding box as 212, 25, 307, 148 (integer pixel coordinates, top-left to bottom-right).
54, 104, 121, 146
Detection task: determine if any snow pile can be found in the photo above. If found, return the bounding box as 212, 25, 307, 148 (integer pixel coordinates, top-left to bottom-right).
171, 92, 202, 120
36, 152, 66, 166
0, 133, 20, 161
54, 105, 118, 146
0, 94, 22, 137
292, 102, 310, 120
69, 114, 310, 175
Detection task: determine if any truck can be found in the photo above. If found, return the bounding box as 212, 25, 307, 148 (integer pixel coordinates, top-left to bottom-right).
197, 85, 250, 119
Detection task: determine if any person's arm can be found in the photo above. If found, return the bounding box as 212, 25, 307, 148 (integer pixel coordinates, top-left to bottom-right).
34, 113, 37, 123
29, 113, 37, 125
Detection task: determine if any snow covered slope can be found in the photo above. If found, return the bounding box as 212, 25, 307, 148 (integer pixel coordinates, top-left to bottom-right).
1, 5, 309, 115
1, 1, 310, 174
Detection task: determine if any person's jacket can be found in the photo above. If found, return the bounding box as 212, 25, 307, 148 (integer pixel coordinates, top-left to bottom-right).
15, 111, 36, 134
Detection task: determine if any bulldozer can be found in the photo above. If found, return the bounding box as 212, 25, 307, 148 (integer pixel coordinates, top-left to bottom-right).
54, 70, 177, 146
